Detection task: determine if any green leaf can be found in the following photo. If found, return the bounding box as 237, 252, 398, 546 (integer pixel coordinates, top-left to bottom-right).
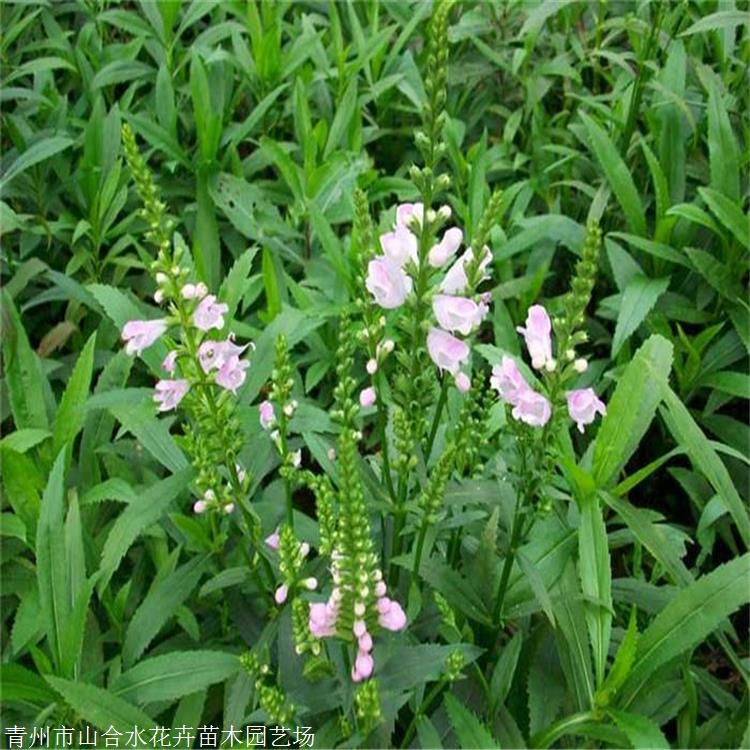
260, 137, 304, 202
194, 168, 222, 291
609, 709, 669, 749
0, 428, 51, 453
2, 663, 57, 709
0, 136, 74, 190
698, 187, 748, 249
489, 630, 523, 711
578, 494, 612, 688
36, 450, 68, 672
324, 76, 358, 159
110, 650, 240, 706
444, 693, 499, 749
680, 10, 750, 36
579, 111, 646, 236
123, 554, 210, 667
219, 247, 259, 321
704, 71, 740, 201
619, 554, 750, 708
46, 676, 154, 733
593, 335, 673, 487
1, 291, 49, 430
53, 332, 97, 455
660, 385, 750, 547
611, 276, 670, 357
97, 469, 193, 593
598, 607, 639, 703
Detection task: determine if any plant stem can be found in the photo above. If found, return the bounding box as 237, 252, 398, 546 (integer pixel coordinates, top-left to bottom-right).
412, 521, 428, 577
377, 371, 397, 503
425, 376, 448, 464
491, 482, 527, 624
400, 677, 448, 749
529, 711, 595, 749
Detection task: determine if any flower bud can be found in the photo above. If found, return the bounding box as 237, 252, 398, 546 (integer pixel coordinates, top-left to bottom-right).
223, 503, 235, 514
438, 205, 452, 221
327, 448, 336, 461
566, 348, 576, 361
366, 358, 377, 375
303, 577, 317, 590
193, 500, 207, 514
155, 272, 168, 285
299, 542, 310, 558
154, 290, 164, 304
574, 358, 588, 373
544, 359, 557, 372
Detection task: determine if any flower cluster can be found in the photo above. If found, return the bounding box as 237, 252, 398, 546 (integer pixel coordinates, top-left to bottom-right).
365, 201, 490, 392
491, 304, 606, 432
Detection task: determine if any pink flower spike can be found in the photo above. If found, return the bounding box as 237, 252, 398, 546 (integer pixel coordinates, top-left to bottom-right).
490, 356, 531, 406
379, 226, 418, 268
427, 328, 469, 376
259, 400, 276, 429
433, 294, 484, 335
309, 601, 337, 638
275, 584, 288, 605
193, 294, 229, 331
360, 386, 376, 408
366, 257, 413, 309
265, 529, 280, 550
396, 202, 424, 230
517, 305, 553, 370
567, 388, 606, 433
428, 227, 463, 268
511, 388, 552, 427
162, 350, 177, 373
454, 372, 470, 392
377, 597, 407, 631
153, 379, 189, 411
215, 355, 249, 393
122, 319, 168, 355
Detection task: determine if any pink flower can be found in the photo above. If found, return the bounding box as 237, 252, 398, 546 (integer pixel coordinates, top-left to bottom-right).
366, 257, 412, 309
428, 227, 463, 268
511, 388, 552, 427
275, 584, 288, 605
360, 386, 376, 408
259, 400, 275, 429
215, 355, 249, 393
181, 282, 208, 300
122, 319, 168, 355
490, 356, 530, 405
567, 388, 606, 433
153, 379, 189, 411
376, 596, 407, 631
433, 294, 486, 335
265, 529, 280, 550
193, 500, 207, 514
396, 202, 423, 230
427, 327, 469, 376
441, 247, 492, 294
352, 650, 374, 682
193, 295, 228, 331
309, 601, 338, 638
517, 305, 553, 370
162, 350, 177, 373
454, 372, 470, 392
379, 225, 418, 267
358, 632, 373, 652
198, 338, 248, 373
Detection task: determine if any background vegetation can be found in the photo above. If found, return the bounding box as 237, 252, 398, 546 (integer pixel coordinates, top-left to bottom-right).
1, 1, 748, 748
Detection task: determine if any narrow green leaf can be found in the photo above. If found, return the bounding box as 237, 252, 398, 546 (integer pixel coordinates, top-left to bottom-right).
219, 247, 259, 322
611, 276, 670, 356
704, 71, 740, 201
680, 10, 749, 36
0, 136, 74, 190
324, 77, 358, 159
46, 676, 154, 733
698, 187, 748, 249
579, 111, 646, 236
593, 335, 673, 487
489, 630, 523, 711
36, 450, 69, 672
578, 494, 612, 688
444, 693, 499, 749
194, 168, 221, 290
660, 385, 750, 547
620, 554, 750, 708
97, 469, 192, 592
110, 650, 240, 706
53, 332, 97, 454
609, 709, 669, 749
123, 555, 209, 667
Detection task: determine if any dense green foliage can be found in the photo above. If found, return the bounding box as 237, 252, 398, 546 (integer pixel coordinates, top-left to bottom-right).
1, 1, 748, 748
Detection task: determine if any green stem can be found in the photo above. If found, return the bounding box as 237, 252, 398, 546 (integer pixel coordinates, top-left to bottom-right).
412, 522, 428, 577
377, 371, 397, 503
491, 485, 527, 624
400, 677, 448, 749
425, 377, 448, 464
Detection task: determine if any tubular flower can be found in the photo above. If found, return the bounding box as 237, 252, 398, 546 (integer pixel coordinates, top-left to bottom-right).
395, 202, 424, 230
153, 379, 189, 411
121, 319, 168, 355
440, 247, 492, 295
215, 355, 249, 393
428, 227, 463, 268
162, 350, 178, 373
567, 388, 606, 433
433, 294, 486, 335
365, 257, 413, 309
259, 400, 276, 429
517, 304, 553, 370
379, 225, 418, 268
511, 387, 552, 427
426, 328, 469, 376
198, 338, 249, 373
490, 356, 530, 405
193, 294, 228, 331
